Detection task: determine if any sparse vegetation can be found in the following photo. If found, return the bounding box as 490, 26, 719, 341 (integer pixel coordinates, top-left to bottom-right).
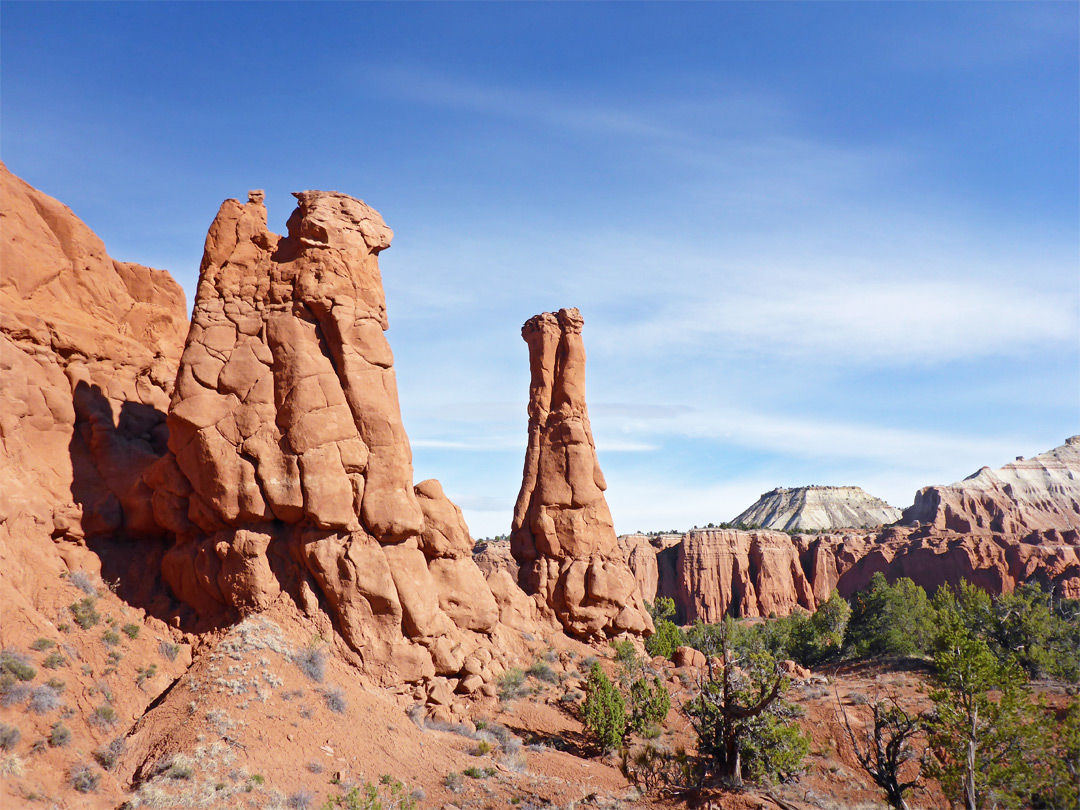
70, 597, 101, 629
69, 571, 97, 595
159, 640, 180, 661
321, 686, 347, 714
498, 668, 528, 701
90, 704, 117, 728
122, 623, 141, 639
49, 722, 71, 747
526, 660, 557, 683
102, 628, 121, 646
94, 737, 125, 769
30, 638, 55, 652
136, 663, 158, 685
289, 788, 316, 809
294, 647, 326, 683
463, 765, 496, 778
0, 723, 20, 751
42, 651, 66, 669
28, 684, 61, 714
610, 638, 637, 666
321, 776, 419, 809
70, 763, 100, 793
0, 649, 36, 681
444, 771, 464, 793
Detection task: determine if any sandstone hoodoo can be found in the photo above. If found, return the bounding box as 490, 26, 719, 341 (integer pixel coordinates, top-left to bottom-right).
147, 189, 519, 684
510, 309, 653, 638
902, 436, 1080, 535
733, 485, 902, 531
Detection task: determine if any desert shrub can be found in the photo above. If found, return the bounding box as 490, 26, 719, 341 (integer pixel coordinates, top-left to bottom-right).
498, 668, 527, 701
94, 737, 125, 769
30, 638, 54, 652
70, 764, 100, 793
627, 675, 671, 735
645, 619, 685, 660
610, 639, 637, 666
69, 571, 97, 595
0, 649, 36, 681
42, 652, 66, 669
28, 685, 61, 714
307, 760, 324, 774
486, 722, 521, 754
288, 788, 315, 809
90, 704, 117, 728
463, 765, 496, 778
294, 647, 325, 683
49, 722, 71, 747
1, 684, 30, 707
322, 686, 347, 714
621, 742, 695, 792
583, 662, 626, 752
122, 623, 141, 640
164, 754, 194, 779
0, 724, 20, 751
136, 664, 157, 685
444, 771, 464, 793
323, 776, 419, 809
159, 640, 180, 661
102, 629, 121, 647
526, 661, 558, 683
473, 739, 493, 756
70, 597, 101, 629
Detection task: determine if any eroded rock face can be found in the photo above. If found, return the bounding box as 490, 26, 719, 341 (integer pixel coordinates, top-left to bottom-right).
902, 437, 1080, 534
0, 162, 187, 568
733, 486, 902, 531
510, 309, 652, 638
624, 526, 1080, 620
147, 190, 523, 682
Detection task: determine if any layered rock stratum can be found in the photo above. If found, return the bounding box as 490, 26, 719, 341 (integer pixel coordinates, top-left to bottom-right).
902, 436, 1080, 534
620, 438, 1080, 621
732, 485, 901, 531
510, 309, 652, 638
145, 189, 532, 684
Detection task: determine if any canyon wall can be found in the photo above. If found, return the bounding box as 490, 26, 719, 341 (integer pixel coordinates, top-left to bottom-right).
622, 439, 1080, 621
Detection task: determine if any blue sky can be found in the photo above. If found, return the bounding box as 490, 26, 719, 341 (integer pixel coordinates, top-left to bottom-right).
4, 2, 1077, 537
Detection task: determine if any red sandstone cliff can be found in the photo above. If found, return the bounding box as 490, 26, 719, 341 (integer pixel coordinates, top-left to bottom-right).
0, 162, 188, 603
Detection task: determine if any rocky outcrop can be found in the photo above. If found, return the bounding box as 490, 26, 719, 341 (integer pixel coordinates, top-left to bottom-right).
625, 525, 1080, 621
902, 437, 1080, 535
510, 309, 652, 638
147, 189, 528, 683
733, 486, 902, 531
0, 162, 187, 586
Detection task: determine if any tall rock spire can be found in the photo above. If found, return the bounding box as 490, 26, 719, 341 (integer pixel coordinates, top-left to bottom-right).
511, 308, 652, 638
